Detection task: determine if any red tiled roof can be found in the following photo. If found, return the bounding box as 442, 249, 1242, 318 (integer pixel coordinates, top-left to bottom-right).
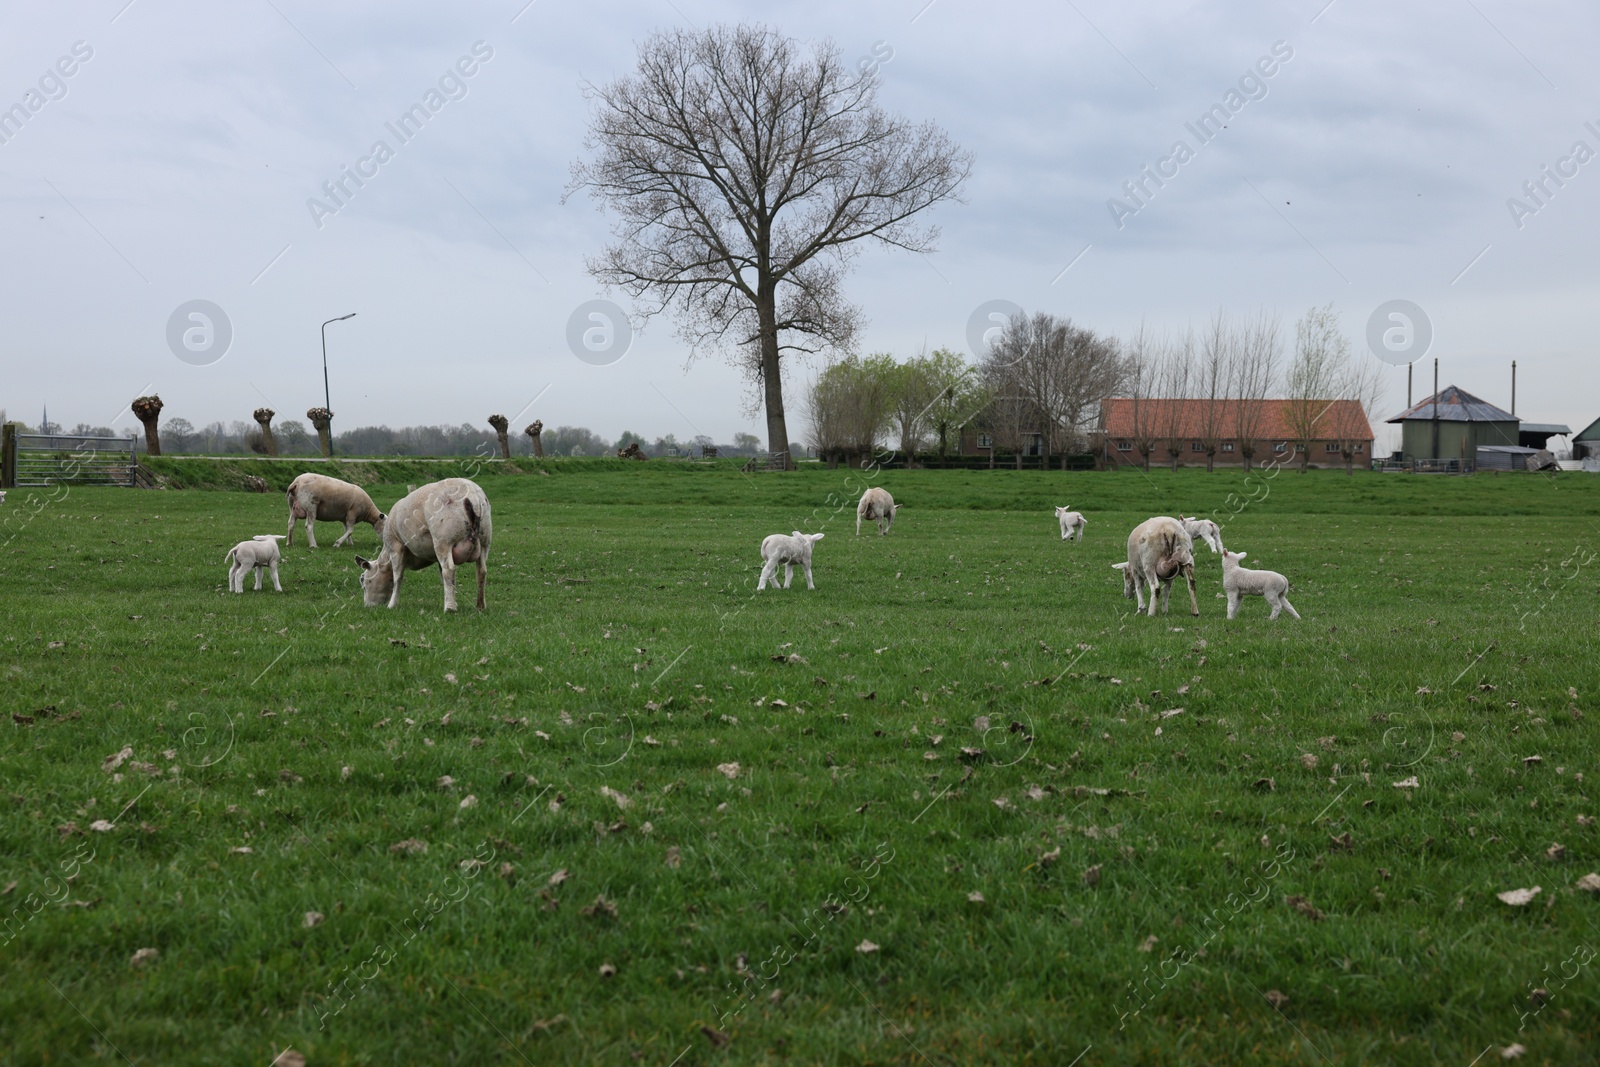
1097, 398, 1373, 441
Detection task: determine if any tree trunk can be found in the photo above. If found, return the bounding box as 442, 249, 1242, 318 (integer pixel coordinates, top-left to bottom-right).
131, 396, 163, 456
1206, 452, 1215, 473
756, 283, 792, 469
139, 417, 161, 456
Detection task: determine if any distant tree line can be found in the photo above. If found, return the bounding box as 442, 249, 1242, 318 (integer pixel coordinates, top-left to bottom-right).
0, 411, 768, 460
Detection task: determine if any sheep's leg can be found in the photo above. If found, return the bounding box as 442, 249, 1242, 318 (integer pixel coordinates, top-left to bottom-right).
475, 558, 487, 610
1185, 572, 1199, 617
440, 557, 460, 613
782, 562, 793, 589
803, 560, 815, 590
1227, 591, 1240, 620
757, 558, 778, 591
1132, 573, 1146, 612
270, 559, 282, 592
304, 514, 319, 549
286, 508, 296, 546
1148, 577, 1163, 617
253, 565, 264, 591
856, 513, 863, 536
333, 511, 356, 548
385, 558, 405, 609
230, 562, 243, 593
1280, 597, 1300, 620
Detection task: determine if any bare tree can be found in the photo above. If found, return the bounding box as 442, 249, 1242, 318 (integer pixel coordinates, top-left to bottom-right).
1284, 304, 1349, 471
569, 24, 971, 467
1335, 355, 1384, 474
1195, 313, 1231, 472
132, 395, 163, 456
1230, 312, 1281, 472
1155, 334, 1194, 471
1122, 325, 1161, 472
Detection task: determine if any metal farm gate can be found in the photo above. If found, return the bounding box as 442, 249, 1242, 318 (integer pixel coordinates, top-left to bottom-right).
1, 425, 140, 488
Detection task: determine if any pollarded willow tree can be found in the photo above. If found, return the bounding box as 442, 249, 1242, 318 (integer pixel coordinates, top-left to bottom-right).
568, 24, 972, 467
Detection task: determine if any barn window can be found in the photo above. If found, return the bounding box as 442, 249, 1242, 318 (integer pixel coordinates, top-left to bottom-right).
978, 433, 992, 448
1190, 441, 1204, 452
1272, 442, 1287, 453
1115, 439, 1131, 451
1325, 442, 1340, 453
1221, 442, 1235, 452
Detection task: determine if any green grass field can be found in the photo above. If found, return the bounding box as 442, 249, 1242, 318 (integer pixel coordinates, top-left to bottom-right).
3, 462, 1599, 1065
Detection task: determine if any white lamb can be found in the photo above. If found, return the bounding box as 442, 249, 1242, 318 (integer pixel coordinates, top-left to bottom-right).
1180, 516, 1224, 554
224, 535, 284, 593
1054, 506, 1086, 542
1112, 516, 1198, 617
1221, 549, 1300, 620
856, 487, 901, 536
758, 531, 825, 590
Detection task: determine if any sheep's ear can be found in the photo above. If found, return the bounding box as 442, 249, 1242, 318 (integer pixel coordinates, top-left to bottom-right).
1235, 551, 1247, 560
812, 533, 825, 541
355, 555, 373, 570
1111, 562, 1128, 570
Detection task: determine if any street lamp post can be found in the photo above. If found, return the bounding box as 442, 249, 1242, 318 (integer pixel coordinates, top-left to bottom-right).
321, 313, 356, 455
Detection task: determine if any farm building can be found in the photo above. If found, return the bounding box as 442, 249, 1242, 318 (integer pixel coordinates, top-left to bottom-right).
1386, 386, 1519, 463
1091, 398, 1374, 469
1573, 416, 1600, 460
1518, 422, 1571, 449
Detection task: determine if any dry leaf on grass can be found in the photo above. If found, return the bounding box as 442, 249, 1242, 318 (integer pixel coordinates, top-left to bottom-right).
1523, 755, 1543, 766
129, 947, 159, 968
701, 1026, 730, 1048
1083, 865, 1102, 888
436, 775, 455, 790
303, 911, 325, 928
992, 797, 1013, 810
1501, 1045, 1526, 1060
716, 762, 741, 780
1392, 777, 1419, 789
600, 786, 632, 810
102, 746, 133, 773
1252, 777, 1276, 792
967, 891, 986, 904
548, 868, 571, 886
1138, 935, 1158, 952
89, 820, 115, 833
1300, 753, 1318, 770
1496, 886, 1542, 906
580, 895, 617, 919
856, 939, 879, 954
1574, 873, 1600, 894
1265, 989, 1289, 1009
459, 795, 478, 809
1039, 847, 1061, 868
272, 1051, 307, 1067
1285, 895, 1325, 921
1546, 843, 1566, 861
230, 846, 253, 855
389, 839, 428, 855
599, 962, 617, 979
664, 846, 682, 869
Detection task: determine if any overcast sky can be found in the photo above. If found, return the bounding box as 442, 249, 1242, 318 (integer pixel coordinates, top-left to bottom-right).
3, 0, 1596, 449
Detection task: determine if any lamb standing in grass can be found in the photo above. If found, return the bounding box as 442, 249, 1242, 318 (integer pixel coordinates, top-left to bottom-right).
856, 487, 901, 536
224, 535, 284, 593
285, 473, 384, 548
1054, 506, 1086, 542
758, 531, 824, 590
1221, 549, 1300, 620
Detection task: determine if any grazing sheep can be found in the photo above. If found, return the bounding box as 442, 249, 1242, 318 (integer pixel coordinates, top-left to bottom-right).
356, 478, 491, 612
1180, 516, 1224, 554
1113, 516, 1198, 617
224, 535, 284, 593
1221, 549, 1300, 620
1054, 506, 1086, 542
758, 531, 825, 590
285, 474, 384, 548
857, 487, 901, 536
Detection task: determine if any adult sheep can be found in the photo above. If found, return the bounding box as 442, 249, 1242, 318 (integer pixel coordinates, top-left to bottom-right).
356, 478, 492, 612
857, 487, 901, 536
285, 473, 383, 548
1113, 516, 1198, 617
